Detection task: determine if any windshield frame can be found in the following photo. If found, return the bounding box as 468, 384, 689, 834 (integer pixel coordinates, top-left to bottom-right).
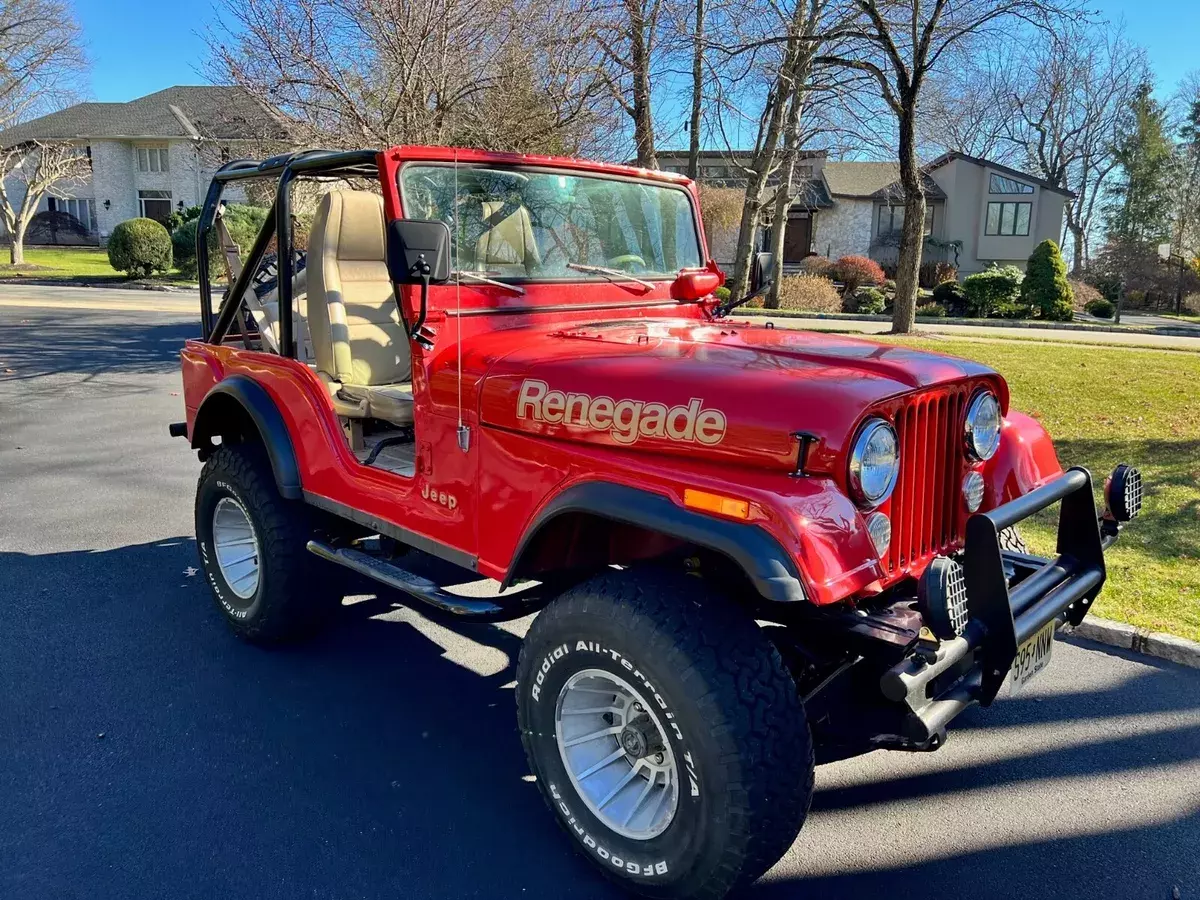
396, 161, 706, 285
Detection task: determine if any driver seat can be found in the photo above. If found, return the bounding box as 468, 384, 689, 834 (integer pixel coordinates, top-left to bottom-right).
307, 190, 414, 426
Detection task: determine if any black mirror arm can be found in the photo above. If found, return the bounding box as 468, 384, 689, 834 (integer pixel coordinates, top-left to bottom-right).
404, 252, 433, 346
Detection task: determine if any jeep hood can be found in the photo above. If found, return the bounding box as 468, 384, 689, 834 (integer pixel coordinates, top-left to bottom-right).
477, 319, 1003, 473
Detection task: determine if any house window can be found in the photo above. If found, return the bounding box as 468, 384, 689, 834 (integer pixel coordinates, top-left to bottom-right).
989, 173, 1034, 194
985, 201, 1031, 236
138, 189, 172, 223
136, 146, 170, 173
796, 164, 813, 179
877, 204, 904, 235
924, 205, 934, 235
47, 197, 97, 232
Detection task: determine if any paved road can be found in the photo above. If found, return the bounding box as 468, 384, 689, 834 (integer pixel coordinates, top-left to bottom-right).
2, 305, 1199, 900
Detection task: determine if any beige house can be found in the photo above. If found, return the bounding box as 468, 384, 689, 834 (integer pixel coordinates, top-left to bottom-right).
658, 150, 1071, 276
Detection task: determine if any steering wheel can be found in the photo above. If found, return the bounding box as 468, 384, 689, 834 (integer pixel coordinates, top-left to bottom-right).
607, 254, 646, 271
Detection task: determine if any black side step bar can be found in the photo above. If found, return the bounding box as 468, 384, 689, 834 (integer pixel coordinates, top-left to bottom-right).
306, 540, 550, 622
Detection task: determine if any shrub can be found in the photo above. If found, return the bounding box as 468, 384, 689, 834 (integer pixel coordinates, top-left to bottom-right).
1125, 288, 1147, 308
172, 203, 269, 280
799, 255, 836, 278
854, 287, 887, 314
1089, 272, 1122, 305
166, 204, 202, 233
1069, 278, 1101, 312
883, 278, 897, 293
1021, 239, 1073, 321
963, 265, 1022, 317
714, 286, 731, 303
776, 274, 841, 313
918, 260, 958, 288
916, 302, 946, 317
990, 299, 1034, 319
1085, 297, 1115, 318
834, 255, 885, 295
931, 280, 968, 316
107, 218, 172, 277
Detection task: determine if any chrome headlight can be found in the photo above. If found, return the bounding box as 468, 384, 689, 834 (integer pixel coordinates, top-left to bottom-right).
848, 418, 899, 506
964, 391, 1002, 460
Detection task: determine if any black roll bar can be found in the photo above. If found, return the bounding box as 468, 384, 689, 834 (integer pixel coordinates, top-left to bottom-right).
195, 148, 381, 351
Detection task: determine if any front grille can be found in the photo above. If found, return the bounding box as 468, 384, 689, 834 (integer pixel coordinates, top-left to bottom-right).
886, 385, 972, 576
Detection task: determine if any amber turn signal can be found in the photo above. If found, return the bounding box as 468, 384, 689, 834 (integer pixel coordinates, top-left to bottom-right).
683, 488, 750, 520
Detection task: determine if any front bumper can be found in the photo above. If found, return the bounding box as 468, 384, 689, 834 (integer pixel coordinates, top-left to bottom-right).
880, 466, 1130, 748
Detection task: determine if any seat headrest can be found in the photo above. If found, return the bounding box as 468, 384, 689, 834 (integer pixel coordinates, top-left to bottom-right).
314, 190, 386, 262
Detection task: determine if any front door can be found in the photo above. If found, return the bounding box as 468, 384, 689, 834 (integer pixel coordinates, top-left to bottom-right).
782, 214, 812, 263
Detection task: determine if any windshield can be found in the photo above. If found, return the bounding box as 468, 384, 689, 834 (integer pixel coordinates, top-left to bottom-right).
400, 164, 702, 281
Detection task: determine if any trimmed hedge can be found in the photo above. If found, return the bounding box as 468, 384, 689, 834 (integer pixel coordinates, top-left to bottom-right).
172, 203, 270, 280
1021, 239, 1073, 321
963, 265, 1022, 317
1085, 297, 1115, 318
107, 218, 172, 277
834, 255, 885, 296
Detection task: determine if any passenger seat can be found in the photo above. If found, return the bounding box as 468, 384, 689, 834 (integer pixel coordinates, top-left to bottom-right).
306, 190, 414, 426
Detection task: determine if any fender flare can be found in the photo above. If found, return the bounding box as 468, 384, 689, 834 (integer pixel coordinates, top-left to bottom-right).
502, 482, 806, 603
191, 374, 302, 500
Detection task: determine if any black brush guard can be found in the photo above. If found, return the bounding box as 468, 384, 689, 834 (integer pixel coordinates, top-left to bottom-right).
881, 466, 1113, 747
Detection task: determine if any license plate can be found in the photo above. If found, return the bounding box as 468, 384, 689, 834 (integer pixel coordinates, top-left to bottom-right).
1010, 619, 1056, 692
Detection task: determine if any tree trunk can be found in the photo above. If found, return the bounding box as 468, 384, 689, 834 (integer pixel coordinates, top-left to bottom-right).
1069, 222, 1085, 273
10, 234, 24, 265
764, 184, 792, 309
686, 0, 704, 180
891, 108, 924, 334
629, 3, 657, 169
729, 183, 766, 301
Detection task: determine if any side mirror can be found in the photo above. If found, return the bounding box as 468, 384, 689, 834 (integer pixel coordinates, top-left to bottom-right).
386, 219, 451, 345
670, 269, 722, 301
386, 218, 452, 285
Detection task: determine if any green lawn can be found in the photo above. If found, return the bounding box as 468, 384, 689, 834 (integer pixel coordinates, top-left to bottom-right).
880, 336, 1200, 642
0, 246, 193, 285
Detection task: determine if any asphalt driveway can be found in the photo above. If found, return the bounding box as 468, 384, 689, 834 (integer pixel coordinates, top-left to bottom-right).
1, 304, 1197, 900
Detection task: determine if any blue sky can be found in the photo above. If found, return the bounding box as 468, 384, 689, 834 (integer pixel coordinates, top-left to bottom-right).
77, 0, 1197, 103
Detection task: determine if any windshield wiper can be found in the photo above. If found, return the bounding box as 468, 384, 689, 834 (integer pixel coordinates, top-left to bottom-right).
451, 270, 525, 295
566, 263, 655, 290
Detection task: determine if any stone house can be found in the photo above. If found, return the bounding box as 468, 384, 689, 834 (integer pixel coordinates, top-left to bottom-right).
655, 150, 1072, 276
0, 86, 286, 245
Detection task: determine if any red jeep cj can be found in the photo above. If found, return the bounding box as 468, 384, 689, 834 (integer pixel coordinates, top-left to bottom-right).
173, 147, 1143, 898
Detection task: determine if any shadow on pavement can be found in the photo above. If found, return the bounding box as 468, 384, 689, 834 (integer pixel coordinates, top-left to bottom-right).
1, 538, 1197, 899
0, 316, 197, 380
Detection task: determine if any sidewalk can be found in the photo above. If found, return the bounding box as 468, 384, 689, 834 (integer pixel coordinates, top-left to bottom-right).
0, 282, 199, 314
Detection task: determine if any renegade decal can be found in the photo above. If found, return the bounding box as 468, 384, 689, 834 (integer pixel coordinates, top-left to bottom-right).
516, 379, 727, 446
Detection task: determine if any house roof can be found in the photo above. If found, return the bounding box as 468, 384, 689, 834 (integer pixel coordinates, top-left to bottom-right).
0, 86, 287, 145
925, 151, 1075, 197
821, 161, 946, 201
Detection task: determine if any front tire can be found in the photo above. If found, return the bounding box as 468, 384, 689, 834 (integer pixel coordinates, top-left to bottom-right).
516, 568, 813, 899
195, 443, 339, 643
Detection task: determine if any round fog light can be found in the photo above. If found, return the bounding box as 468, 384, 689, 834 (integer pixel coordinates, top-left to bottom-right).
864, 511, 891, 559
918, 557, 969, 639
963, 471, 985, 512
1106, 464, 1143, 521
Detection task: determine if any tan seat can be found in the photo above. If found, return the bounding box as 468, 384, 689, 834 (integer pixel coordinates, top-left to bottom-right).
474, 200, 540, 277
307, 190, 414, 426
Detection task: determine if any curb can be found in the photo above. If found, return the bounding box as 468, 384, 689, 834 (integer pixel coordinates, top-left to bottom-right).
1062, 617, 1200, 669
0, 278, 198, 293
737, 308, 1200, 338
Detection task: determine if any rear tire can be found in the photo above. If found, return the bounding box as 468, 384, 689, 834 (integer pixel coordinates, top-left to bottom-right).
195, 443, 340, 643
516, 568, 813, 899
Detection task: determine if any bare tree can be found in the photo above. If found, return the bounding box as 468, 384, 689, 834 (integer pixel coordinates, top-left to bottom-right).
0, 142, 90, 264
590, 0, 667, 167
1003, 24, 1146, 271
0, 0, 87, 264
818, 0, 1077, 334
686, 0, 706, 178
710, 0, 848, 301
209, 0, 616, 156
